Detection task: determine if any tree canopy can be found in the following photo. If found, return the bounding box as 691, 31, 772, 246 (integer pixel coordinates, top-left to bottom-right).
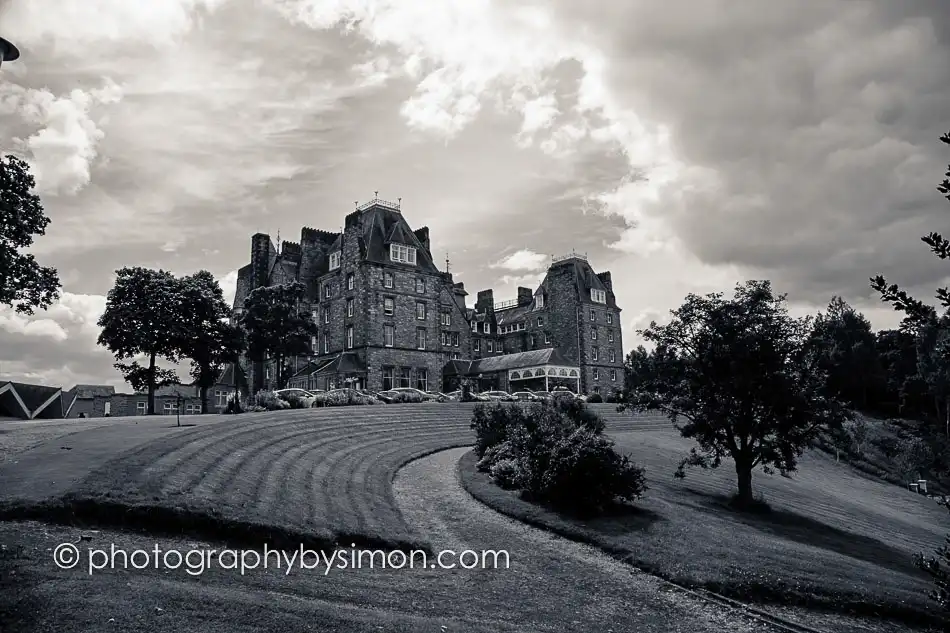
0, 155, 61, 314
239, 282, 318, 390
621, 280, 852, 507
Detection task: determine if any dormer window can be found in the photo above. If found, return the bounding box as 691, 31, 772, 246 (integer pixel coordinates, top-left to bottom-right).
329, 251, 341, 270
536, 293, 545, 309
390, 243, 417, 265
591, 288, 606, 304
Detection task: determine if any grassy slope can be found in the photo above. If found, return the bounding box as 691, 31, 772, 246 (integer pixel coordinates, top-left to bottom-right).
459, 418, 950, 629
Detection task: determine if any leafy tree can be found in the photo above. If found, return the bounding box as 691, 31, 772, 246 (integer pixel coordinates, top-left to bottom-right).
875, 329, 924, 416
97, 268, 183, 414
239, 282, 318, 390
178, 271, 245, 413
809, 297, 882, 410
872, 130, 950, 435
621, 280, 852, 508
0, 155, 61, 314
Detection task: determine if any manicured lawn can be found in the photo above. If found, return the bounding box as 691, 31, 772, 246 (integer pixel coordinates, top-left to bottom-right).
459, 425, 950, 629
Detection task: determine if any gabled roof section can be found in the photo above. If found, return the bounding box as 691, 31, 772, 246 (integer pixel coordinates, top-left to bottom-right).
546, 257, 611, 305
359, 204, 440, 273
72, 384, 116, 399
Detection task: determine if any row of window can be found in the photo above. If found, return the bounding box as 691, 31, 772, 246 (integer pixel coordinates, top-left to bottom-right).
381, 366, 427, 391
590, 347, 617, 363
328, 243, 419, 272
592, 368, 618, 382
323, 266, 429, 301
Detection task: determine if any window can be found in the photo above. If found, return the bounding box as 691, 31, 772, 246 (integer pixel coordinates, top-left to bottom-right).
397, 367, 411, 388
606, 312, 613, 325
324, 308, 330, 324
537, 316, 543, 327
329, 251, 341, 270
384, 324, 394, 347
390, 243, 417, 265
311, 310, 318, 322
416, 327, 427, 350
416, 302, 426, 320
347, 273, 354, 290
536, 293, 544, 308
592, 347, 599, 362
384, 297, 394, 316
544, 332, 551, 344
384, 272, 394, 288
136, 401, 146, 415
610, 369, 617, 382
471, 320, 477, 332
452, 352, 460, 360
416, 368, 428, 391
346, 299, 354, 317
518, 322, 525, 331
346, 325, 354, 349
530, 335, 536, 347
453, 332, 460, 347
609, 349, 616, 363
591, 327, 597, 340
441, 312, 451, 326
590, 309, 596, 321
441, 331, 448, 346
323, 336, 329, 353
324, 283, 331, 299
593, 368, 600, 381
186, 404, 200, 415
311, 335, 317, 351
486, 323, 492, 334
474, 339, 480, 352
487, 340, 493, 353
416, 277, 425, 293
163, 401, 176, 415
591, 288, 606, 304
215, 390, 228, 407
382, 367, 394, 391
104, 401, 112, 416
607, 330, 614, 343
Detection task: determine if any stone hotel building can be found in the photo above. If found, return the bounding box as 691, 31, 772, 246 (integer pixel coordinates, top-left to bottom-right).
232, 198, 623, 397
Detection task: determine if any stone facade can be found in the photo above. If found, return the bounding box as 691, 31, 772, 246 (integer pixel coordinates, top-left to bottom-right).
233, 200, 622, 396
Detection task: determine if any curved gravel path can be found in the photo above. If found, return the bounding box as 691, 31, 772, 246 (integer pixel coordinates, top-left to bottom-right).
394, 446, 778, 633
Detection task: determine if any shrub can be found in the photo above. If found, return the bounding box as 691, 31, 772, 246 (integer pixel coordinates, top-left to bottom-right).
539, 426, 646, 515
400, 391, 424, 403
224, 393, 244, 414
253, 390, 288, 411
915, 504, 950, 612
586, 392, 604, 404
282, 393, 308, 409
471, 400, 646, 516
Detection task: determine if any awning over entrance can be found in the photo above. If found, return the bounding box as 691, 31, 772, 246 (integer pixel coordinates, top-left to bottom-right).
441, 348, 580, 390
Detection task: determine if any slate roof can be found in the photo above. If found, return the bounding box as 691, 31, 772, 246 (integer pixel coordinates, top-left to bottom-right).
71, 384, 116, 399
470, 348, 573, 374
313, 352, 366, 375
152, 384, 200, 398
495, 305, 530, 325
358, 204, 441, 273
548, 257, 612, 305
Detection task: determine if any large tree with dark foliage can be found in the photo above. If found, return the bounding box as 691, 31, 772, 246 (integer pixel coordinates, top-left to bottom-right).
0, 155, 61, 314
239, 282, 318, 390
178, 270, 245, 413
872, 130, 950, 437
621, 280, 852, 507
97, 268, 182, 414
809, 296, 882, 409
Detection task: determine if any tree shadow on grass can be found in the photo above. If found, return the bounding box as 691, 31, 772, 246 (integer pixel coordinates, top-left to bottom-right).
166, 424, 198, 428
678, 488, 925, 578
571, 503, 664, 535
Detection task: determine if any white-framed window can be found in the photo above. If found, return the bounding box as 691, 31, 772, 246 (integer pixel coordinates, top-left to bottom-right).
382, 367, 394, 391
136, 401, 146, 415
416, 368, 428, 392
311, 310, 318, 322
384, 297, 394, 316
518, 322, 525, 331
536, 293, 544, 308
347, 299, 354, 317
530, 335, 535, 347
486, 323, 492, 334
187, 404, 200, 415
591, 327, 597, 340
441, 331, 448, 346
163, 401, 176, 415
474, 339, 480, 352
487, 340, 493, 353
384, 324, 394, 347
608, 330, 614, 343
416, 277, 425, 293
593, 368, 600, 381
311, 335, 317, 351
323, 336, 329, 353
537, 316, 543, 327
590, 309, 596, 321
346, 326, 354, 349
471, 320, 477, 332
416, 302, 426, 320
610, 369, 617, 381
609, 349, 616, 363
453, 332, 460, 347
592, 347, 599, 362
324, 308, 329, 323
347, 273, 354, 290
324, 284, 331, 299
398, 367, 411, 388
104, 401, 112, 416
441, 312, 451, 326
591, 288, 606, 304
390, 243, 417, 265
452, 352, 460, 360
544, 332, 551, 344
329, 251, 341, 270
416, 328, 426, 350
606, 312, 613, 325
384, 272, 394, 288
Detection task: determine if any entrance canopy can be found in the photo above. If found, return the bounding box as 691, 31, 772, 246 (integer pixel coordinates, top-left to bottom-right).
442, 348, 580, 391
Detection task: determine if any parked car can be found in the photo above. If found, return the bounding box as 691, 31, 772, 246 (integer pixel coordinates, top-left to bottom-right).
392, 387, 439, 402
375, 390, 401, 404
550, 387, 583, 403
511, 391, 543, 402
482, 390, 516, 402
443, 390, 461, 401
274, 388, 318, 407
425, 391, 450, 402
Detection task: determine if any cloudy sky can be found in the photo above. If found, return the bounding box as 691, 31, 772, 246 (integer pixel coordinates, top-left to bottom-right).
1, 0, 949, 389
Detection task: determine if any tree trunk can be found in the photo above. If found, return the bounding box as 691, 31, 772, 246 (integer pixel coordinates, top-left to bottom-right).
200, 383, 209, 414
276, 354, 283, 390
735, 460, 754, 508
147, 352, 156, 415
